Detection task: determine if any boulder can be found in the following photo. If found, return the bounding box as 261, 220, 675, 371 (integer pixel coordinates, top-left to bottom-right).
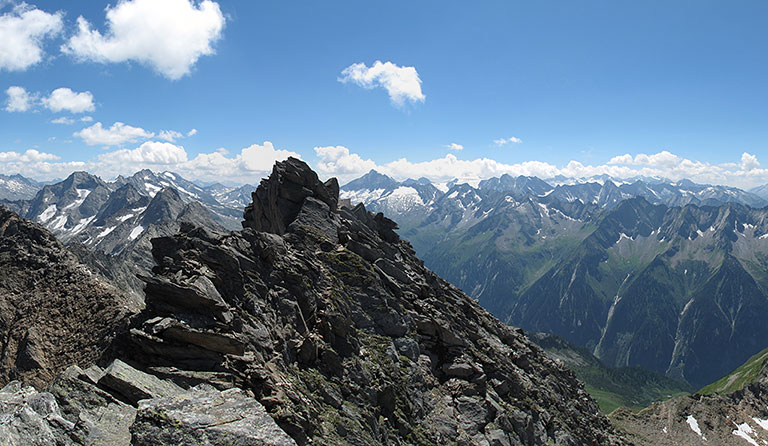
131, 386, 297, 446
97, 359, 183, 405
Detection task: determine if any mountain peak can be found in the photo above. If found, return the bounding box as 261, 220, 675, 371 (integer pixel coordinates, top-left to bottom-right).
342, 169, 399, 191
62, 171, 103, 189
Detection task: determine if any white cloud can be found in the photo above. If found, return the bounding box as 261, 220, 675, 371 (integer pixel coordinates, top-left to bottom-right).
607, 154, 633, 165
240, 142, 300, 172
158, 130, 184, 142
62, 0, 225, 80
98, 141, 188, 165
0, 4, 63, 71
187, 128, 197, 136
5, 85, 34, 112
41, 88, 95, 113
339, 60, 425, 106
741, 152, 760, 171
89, 141, 301, 182
494, 136, 522, 146
447, 143, 463, 151
81, 116, 93, 122
0, 149, 59, 163
8, 142, 768, 192
608, 150, 682, 168
74, 122, 154, 146
51, 116, 75, 125
96, 141, 300, 182
314, 145, 377, 182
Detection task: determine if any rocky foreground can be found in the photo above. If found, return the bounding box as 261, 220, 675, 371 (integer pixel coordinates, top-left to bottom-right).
0, 158, 629, 445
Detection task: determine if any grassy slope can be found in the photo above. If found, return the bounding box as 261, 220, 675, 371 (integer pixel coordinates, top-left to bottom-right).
529, 333, 692, 413
698, 346, 768, 395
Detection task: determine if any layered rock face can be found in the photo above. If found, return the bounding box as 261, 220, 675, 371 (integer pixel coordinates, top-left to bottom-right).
112, 157, 627, 445
0, 206, 132, 389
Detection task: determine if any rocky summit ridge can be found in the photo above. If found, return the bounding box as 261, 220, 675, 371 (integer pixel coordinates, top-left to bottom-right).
0, 158, 627, 445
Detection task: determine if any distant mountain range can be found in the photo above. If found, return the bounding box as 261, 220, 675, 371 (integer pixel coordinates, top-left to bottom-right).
0, 170, 255, 300
342, 170, 768, 388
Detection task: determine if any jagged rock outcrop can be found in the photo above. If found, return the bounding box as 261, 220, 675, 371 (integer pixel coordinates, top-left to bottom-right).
111, 158, 628, 445
243, 157, 339, 234
0, 206, 134, 389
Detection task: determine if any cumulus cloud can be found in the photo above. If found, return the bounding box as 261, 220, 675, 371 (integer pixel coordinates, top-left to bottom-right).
5, 85, 34, 112
62, 0, 225, 80
314, 145, 377, 181
0, 149, 85, 179
74, 122, 154, 146
90, 141, 300, 182
98, 141, 188, 165
0, 148, 59, 163
187, 128, 197, 136
741, 152, 760, 171
494, 137, 522, 146
41, 87, 95, 113
0, 4, 63, 71
339, 60, 425, 106
608, 150, 682, 168
240, 142, 300, 172
6, 86, 96, 113
447, 143, 463, 151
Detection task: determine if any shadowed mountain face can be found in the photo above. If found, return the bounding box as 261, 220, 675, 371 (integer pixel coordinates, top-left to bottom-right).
108, 157, 628, 445
342, 171, 768, 389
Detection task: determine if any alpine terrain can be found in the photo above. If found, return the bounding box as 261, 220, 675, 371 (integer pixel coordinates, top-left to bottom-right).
0, 159, 630, 445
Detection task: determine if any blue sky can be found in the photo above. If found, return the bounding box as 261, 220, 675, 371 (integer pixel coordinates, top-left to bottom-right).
1, 0, 768, 187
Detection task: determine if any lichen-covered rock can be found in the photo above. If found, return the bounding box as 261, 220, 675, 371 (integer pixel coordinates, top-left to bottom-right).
131, 386, 297, 446
0, 380, 76, 446
113, 158, 629, 445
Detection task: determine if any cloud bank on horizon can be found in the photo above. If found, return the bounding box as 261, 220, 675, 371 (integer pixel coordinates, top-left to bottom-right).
1, 142, 768, 191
